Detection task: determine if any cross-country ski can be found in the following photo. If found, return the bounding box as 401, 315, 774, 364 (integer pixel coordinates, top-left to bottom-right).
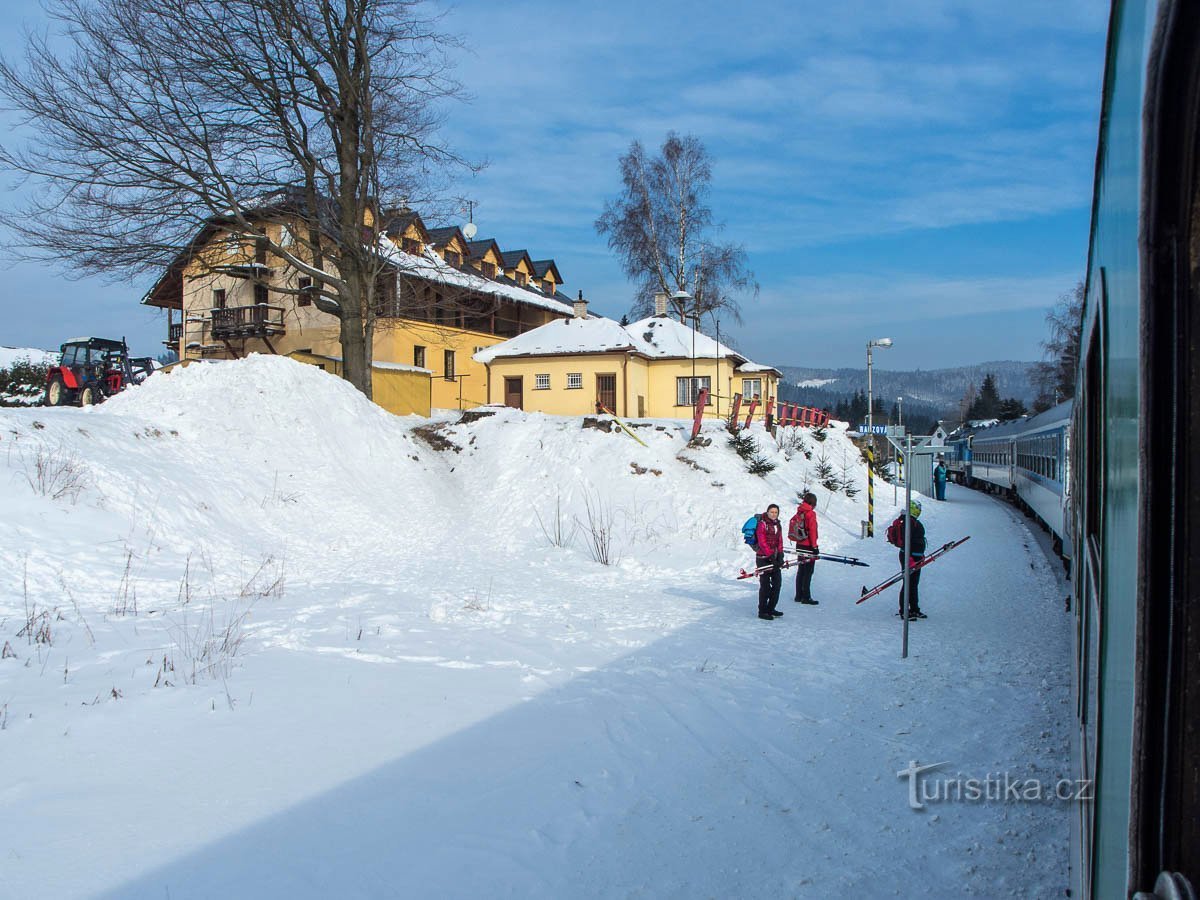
855, 537, 972, 604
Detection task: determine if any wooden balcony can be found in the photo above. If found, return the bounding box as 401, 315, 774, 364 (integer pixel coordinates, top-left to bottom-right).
165, 322, 182, 346
210, 305, 286, 339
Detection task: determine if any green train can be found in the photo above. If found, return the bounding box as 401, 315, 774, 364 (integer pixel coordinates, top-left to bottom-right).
1071, 2, 1199, 897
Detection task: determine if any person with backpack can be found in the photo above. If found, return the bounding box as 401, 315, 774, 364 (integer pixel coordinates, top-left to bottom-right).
754, 504, 785, 620
887, 498, 927, 619
789, 492, 820, 605
933, 459, 949, 501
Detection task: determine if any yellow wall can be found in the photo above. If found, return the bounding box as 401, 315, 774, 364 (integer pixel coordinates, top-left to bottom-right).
482, 353, 779, 421
484, 354, 646, 417
288, 351, 431, 417
371, 319, 507, 410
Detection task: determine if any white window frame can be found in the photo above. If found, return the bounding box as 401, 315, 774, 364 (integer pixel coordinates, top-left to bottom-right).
676, 376, 712, 406
566, 372, 583, 390
742, 378, 763, 399
534, 373, 551, 391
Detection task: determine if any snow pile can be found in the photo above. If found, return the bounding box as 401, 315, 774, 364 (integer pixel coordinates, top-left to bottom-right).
0, 354, 1071, 899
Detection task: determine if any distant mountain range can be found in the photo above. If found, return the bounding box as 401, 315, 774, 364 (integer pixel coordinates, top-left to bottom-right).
776, 360, 1038, 427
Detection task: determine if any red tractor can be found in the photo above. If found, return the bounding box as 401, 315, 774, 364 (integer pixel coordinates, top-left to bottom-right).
43, 337, 154, 407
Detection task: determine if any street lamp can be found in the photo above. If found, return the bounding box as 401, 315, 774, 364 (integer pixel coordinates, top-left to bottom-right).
865, 337, 893, 537
674, 290, 697, 406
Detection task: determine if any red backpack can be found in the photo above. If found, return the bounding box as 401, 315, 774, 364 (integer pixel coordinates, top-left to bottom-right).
886, 516, 906, 548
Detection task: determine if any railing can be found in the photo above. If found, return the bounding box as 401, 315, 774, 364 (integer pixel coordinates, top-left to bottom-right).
166, 322, 182, 345
210, 305, 285, 339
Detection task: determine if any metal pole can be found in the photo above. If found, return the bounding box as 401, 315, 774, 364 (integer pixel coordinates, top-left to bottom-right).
902, 434, 912, 659
894, 396, 901, 505
868, 352, 875, 536
714, 315, 721, 419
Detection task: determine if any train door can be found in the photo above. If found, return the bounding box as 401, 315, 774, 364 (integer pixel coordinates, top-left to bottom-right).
1073, 317, 1103, 900
1139, 0, 1200, 892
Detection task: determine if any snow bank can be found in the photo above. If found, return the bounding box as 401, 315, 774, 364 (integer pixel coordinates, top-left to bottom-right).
0, 354, 1071, 899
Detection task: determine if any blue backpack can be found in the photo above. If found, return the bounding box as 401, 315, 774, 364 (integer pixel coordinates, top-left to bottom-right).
741, 514, 762, 549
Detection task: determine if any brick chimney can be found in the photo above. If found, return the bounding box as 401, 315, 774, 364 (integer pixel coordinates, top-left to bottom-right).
654, 291, 669, 317
573, 290, 588, 319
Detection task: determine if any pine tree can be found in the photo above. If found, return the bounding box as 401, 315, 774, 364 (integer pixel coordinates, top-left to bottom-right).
968, 373, 1002, 419
998, 397, 1027, 421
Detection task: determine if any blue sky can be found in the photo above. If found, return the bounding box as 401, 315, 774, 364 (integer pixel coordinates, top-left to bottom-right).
0, 0, 1108, 370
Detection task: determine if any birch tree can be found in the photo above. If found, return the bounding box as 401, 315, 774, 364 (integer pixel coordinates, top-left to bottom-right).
595, 132, 756, 325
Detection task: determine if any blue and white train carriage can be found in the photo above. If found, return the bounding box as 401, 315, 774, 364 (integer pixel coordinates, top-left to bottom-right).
955, 401, 1073, 558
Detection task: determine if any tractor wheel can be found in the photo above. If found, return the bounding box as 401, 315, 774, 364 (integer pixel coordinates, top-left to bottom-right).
45, 376, 67, 406
79, 385, 98, 407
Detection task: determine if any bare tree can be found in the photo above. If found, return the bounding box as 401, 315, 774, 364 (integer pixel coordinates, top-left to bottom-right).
0, 0, 471, 397
1031, 280, 1085, 412
595, 131, 756, 325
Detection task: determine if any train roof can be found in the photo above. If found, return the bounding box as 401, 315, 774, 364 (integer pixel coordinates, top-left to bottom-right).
967, 399, 1073, 443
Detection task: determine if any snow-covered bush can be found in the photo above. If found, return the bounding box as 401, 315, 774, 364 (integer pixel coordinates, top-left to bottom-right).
0, 356, 51, 407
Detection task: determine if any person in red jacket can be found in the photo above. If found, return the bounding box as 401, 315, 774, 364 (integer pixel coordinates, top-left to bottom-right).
789, 492, 820, 605
755, 504, 785, 620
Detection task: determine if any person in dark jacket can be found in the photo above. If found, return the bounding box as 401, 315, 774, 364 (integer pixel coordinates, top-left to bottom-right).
755, 504, 785, 620
789, 492, 820, 605
894, 498, 927, 618
933, 460, 949, 501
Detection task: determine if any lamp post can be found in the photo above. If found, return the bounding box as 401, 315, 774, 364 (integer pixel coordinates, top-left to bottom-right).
894, 395, 903, 503
674, 289, 697, 406
865, 337, 893, 537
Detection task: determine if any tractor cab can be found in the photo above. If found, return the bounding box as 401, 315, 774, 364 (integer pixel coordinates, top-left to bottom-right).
44, 337, 150, 407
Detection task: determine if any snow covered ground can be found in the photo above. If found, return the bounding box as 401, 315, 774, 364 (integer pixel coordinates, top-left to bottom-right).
0, 356, 1072, 899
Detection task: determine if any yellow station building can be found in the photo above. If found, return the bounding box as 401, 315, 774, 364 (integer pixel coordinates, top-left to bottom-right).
473, 294, 780, 420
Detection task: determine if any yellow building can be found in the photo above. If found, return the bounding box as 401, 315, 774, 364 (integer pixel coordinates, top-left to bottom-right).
141, 201, 575, 415
473, 296, 781, 420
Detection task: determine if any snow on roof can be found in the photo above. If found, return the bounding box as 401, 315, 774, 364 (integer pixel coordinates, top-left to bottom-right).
473, 317, 636, 364
735, 362, 782, 375
473, 313, 780, 373
379, 242, 575, 318
310, 353, 431, 375
628, 316, 741, 360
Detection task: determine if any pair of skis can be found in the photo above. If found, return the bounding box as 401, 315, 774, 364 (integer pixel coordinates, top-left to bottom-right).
855, 536, 971, 604
736, 549, 869, 580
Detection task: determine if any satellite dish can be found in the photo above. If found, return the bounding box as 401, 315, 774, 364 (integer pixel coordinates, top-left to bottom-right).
463, 222, 478, 239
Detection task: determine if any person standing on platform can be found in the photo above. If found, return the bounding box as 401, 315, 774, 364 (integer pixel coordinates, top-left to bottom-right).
933, 459, 949, 501
755, 505, 785, 621
887, 498, 927, 619
789, 492, 820, 605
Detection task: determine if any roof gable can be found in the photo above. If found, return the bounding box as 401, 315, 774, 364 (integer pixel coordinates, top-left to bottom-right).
501, 249, 534, 273
531, 259, 563, 283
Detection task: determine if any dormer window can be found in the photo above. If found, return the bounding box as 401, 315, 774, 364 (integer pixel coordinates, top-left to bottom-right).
482, 262, 497, 278
402, 237, 421, 255
445, 250, 461, 267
